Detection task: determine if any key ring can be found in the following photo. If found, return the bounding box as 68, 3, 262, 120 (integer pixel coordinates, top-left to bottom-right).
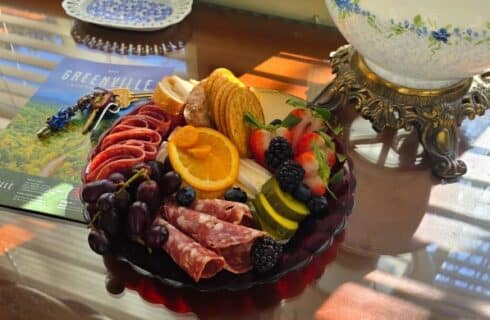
91, 102, 120, 132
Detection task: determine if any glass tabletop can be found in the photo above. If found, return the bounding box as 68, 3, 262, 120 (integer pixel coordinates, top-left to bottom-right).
0, 1, 489, 319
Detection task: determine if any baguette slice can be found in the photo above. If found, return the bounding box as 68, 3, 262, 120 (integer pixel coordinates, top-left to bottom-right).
152, 75, 195, 115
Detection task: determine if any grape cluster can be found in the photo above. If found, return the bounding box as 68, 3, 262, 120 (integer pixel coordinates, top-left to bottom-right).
81, 159, 181, 255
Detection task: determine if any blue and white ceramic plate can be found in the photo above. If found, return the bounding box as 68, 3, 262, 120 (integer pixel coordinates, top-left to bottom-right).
62, 0, 193, 31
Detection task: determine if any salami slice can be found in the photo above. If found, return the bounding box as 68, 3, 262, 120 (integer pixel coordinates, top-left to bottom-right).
121, 140, 158, 160
163, 203, 265, 273
155, 218, 225, 282
100, 128, 161, 151
85, 144, 145, 182
190, 199, 253, 225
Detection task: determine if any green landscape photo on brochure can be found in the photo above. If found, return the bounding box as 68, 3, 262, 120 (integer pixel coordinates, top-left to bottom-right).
0, 57, 183, 221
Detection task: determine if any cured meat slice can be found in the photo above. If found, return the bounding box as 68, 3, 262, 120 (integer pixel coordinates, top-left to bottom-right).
122, 140, 158, 160
155, 218, 225, 282
85, 144, 145, 182
100, 128, 161, 150
163, 203, 265, 273
190, 199, 253, 225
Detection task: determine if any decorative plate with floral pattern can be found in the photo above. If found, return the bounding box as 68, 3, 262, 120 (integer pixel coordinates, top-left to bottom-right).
62, 0, 193, 31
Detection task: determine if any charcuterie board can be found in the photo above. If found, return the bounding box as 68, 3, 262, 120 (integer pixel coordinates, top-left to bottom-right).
80, 70, 356, 298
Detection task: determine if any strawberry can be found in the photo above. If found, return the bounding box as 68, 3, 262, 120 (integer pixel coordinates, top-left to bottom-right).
249, 129, 271, 166
294, 144, 332, 196
304, 175, 327, 196
289, 109, 311, 148
325, 147, 336, 168
286, 107, 332, 148
295, 151, 326, 196
295, 151, 319, 176
294, 132, 326, 155
245, 112, 292, 167
273, 126, 292, 142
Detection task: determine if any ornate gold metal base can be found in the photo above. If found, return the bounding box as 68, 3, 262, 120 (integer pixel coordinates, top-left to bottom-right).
313, 45, 490, 180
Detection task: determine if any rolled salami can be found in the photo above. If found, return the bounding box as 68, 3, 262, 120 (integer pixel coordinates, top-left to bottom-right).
100, 128, 161, 151
85, 144, 145, 182
163, 203, 265, 273
190, 199, 253, 225
155, 218, 225, 282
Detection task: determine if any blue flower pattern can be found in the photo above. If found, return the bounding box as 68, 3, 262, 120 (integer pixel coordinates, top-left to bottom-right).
332, 0, 490, 54
87, 0, 173, 24
431, 28, 451, 43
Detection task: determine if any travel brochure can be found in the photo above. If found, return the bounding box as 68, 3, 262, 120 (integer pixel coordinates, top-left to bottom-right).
0, 57, 181, 222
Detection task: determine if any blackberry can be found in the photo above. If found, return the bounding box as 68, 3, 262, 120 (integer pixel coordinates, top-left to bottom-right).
176, 186, 196, 206
265, 137, 293, 171
269, 119, 282, 126
251, 236, 283, 273
224, 187, 248, 203
308, 196, 328, 216
276, 160, 305, 193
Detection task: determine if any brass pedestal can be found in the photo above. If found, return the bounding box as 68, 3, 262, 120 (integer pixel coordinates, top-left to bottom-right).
313, 45, 490, 180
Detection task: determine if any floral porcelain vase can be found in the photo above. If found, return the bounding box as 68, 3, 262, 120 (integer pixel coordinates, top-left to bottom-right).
325, 0, 490, 89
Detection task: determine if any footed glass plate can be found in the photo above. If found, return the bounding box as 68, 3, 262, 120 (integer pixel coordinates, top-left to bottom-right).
85, 88, 356, 307
62, 0, 193, 31
104, 232, 347, 316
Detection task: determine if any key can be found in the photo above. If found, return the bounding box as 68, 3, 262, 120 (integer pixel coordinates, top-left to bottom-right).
111, 88, 153, 109
81, 90, 115, 134
88, 89, 153, 133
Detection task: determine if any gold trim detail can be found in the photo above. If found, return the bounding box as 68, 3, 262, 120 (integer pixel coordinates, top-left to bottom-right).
354, 53, 473, 98
313, 45, 490, 180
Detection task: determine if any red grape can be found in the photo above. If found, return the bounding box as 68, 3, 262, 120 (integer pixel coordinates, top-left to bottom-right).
160, 171, 182, 196
108, 172, 126, 184
114, 189, 130, 211
144, 224, 169, 249
81, 179, 117, 203
162, 157, 173, 172
83, 202, 98, 223
137, 180, 161, 213
99, 209, 120, 238
148, 160, 165, 182
128, 201, 150, 237
97, 192, 116, 213
88, 229, 111, 255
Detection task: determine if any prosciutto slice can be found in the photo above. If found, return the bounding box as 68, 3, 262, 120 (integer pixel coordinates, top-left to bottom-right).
163, 203, 265, 274
190, 199, 253, 225
155, 218, 225, 282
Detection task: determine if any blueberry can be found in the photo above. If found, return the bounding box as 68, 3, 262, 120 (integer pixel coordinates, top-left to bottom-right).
175, 186, 196, 206
308, 196, 328, 216
224, 187, 248, 203
293, 183, 312, 204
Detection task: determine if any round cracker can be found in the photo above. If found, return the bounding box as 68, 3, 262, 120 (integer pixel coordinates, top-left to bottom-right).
245, 87, 265, 124
208, 76, 229, 127
225, 86, 265, 157
223, 89, 247, 157
204, 68, 234, 94
212, 82, 230, 132
217, 82, 238, 135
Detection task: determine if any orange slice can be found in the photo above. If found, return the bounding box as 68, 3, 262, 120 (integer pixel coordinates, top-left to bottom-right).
187, 144, 212, 159
171, 125, 199, 148
168, 126, 240, 191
